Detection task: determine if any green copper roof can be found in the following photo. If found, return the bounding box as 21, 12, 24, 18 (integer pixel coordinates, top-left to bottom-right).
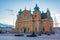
47, 8, 52, 20
18, 9, 22, 15
42, 11, 44, 14
49, 16, 53, 20
47, 8, 50, 13
34, 4, 39, 11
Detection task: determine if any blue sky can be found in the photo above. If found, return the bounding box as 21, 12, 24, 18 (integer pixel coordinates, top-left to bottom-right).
0, 0, 60, 27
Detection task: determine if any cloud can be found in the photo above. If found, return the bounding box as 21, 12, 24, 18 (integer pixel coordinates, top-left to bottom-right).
5, 9, 14, 12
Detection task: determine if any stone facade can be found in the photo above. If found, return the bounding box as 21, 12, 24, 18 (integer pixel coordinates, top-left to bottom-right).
15, 4, 54, 34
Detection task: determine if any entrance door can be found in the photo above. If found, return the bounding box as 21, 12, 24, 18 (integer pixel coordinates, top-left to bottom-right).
43, 28, 45, 34
24, 27, 26, 33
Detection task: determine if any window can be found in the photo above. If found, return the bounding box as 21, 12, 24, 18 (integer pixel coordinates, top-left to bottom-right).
24, 14, 27, 19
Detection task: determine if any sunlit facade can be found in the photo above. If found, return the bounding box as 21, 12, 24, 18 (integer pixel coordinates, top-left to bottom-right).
15, 4, 54, 34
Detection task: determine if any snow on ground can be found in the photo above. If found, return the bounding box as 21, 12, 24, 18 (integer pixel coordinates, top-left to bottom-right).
0, 34, 60, 40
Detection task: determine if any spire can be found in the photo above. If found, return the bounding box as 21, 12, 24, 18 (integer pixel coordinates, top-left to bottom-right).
34, 4, 39, 11
47, 8, 49, 10
18, 9, 22, 15
42, 11, 44, 14
46, 8, 52, 20
25, 7, 26, 10
47, 8, 50, 15
47, 8, 50, 13
24, 7, 27, 11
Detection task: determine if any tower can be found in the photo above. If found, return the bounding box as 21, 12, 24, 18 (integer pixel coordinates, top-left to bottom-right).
33, 4, 41, 33
15, 9, 22, 33
46, 8, 52, 19
46, 8, 53, 33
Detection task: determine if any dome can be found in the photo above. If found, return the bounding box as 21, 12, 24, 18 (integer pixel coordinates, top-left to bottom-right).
34, 4, 39, 11
18, 9, 22, 15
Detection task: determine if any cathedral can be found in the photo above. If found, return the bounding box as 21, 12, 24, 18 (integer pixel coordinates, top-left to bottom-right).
15, 4, 54, 34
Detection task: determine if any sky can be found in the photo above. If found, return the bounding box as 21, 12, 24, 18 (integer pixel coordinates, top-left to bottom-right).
0, 0, 60, 27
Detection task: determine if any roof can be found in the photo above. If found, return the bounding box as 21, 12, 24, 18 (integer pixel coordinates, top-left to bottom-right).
18, 9, 22, 15
34, 4, 39, 11
41, 13, 48, 19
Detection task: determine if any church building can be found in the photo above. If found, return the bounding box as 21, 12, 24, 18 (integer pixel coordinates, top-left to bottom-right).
15, 4, 54, 34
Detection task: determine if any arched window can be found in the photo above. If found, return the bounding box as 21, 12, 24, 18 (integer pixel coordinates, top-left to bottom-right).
24, 14, 27, 19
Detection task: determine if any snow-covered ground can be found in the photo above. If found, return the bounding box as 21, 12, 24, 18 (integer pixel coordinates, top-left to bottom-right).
0, 34, 60, 40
